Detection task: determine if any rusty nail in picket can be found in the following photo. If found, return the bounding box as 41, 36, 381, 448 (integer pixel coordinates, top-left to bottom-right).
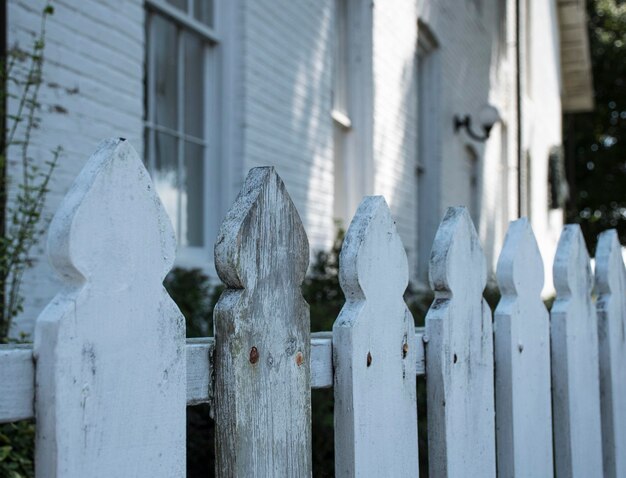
402, 342, 409, 358
295, 351, 304, 366
249, 346, 259, 364
367, 352, 372, 367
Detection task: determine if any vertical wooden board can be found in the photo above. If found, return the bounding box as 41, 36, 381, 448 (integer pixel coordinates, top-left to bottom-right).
425, 207, 496, 478
595, 229, 626, 478
494, 218, 553, 477
551, 225, 603, 477
33, 139, 186, 477
333, 196, 418, 478
213, 167, 311, 477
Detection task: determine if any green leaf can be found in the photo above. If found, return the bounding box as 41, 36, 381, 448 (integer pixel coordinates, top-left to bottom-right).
0, 445, 12, 461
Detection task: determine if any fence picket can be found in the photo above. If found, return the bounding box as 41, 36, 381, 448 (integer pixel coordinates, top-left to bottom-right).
33, 138, 186, 477
551, 225, 604, 477
494, 218, 553, 477
595, 229, 626, 478
425, 207, 496, 477
213, 167, 311, 477
333, 196, 419, 477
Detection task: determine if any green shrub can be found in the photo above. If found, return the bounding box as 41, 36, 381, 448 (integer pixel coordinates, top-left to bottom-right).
0, 421, 35, 478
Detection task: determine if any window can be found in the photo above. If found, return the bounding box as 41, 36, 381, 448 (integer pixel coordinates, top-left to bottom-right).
331, 0, 374, 229
332, 0, 352, 226
145, 0, 218, 259
548, 146, 568, 209
416, 21, 440, 283
466, 145, 480, 228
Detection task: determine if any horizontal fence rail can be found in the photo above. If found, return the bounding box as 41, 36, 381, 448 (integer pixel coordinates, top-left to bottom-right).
0, 330, 426, 423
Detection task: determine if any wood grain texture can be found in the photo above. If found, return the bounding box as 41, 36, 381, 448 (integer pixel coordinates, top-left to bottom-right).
551, 225, 603, 477
0, 345, 33, 423
595, 229, 626, 478
333, 196, 419, 477
213, 167, 311, 477
425, 207, 496, 478
494, 218, 553, 477
33, 139, 186, 477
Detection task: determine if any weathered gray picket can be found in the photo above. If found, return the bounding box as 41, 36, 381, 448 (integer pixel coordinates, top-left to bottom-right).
213, 167, 311, 477
425, 207, 496, 478
494, 218, 553, 477
2, 140, 626, 477
333, 196, 419, 477
595, 229, 626, 478
551, 225, 604, 477
34, 139, 186, 477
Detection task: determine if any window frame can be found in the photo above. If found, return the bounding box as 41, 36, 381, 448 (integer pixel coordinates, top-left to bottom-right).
144, 0, 221, 268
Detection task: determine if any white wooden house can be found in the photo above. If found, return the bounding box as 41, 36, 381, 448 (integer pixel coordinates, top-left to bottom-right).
6, 0, 593, 336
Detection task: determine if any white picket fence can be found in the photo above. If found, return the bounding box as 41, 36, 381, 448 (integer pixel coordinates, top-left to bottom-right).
1, 138, 625, 477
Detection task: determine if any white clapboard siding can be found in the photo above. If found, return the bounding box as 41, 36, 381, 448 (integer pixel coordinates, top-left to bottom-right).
551, 225, 604, 477
425, 207, 496, 478
333, 196, 419, 478
595, 229, 626, 478
494, 218, 553, 477
33, 139, 186, 477
213, 167, 311, 476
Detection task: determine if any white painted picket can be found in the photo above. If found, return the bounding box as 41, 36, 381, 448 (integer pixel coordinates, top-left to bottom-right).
551, 225, 604, 477
595, 229, 626, 478
333, 196, 418, 477
425, 207, 496, 478
1, 140, 626, 477
494, 218, 554, 477
33, 139, 186, 477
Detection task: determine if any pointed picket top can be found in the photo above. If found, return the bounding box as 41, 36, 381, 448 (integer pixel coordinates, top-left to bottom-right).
34, 138, 186, 477
47, 138, 176, 286
425, 206, 496, 478
595, 229, 626, 478
215, 167, 308, 290
494, 218, 553, 477
595, 229, 625, 297
496, 218, 544, 297
553, 224, 593, 299
428, 206, 487, 298
333, 196, 418, 477
551, 224, 604, 477
337, 195, 408, 303
213, 167, 311, 477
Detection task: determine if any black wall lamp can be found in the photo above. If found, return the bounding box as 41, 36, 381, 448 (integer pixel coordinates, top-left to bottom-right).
454, 104, 501, 142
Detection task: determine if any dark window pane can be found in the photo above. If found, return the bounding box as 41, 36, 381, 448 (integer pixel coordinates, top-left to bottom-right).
154, 132, 179, 237
153, 14, 178, 129
184, 32, 204, 138
182, 142, 204, 247
194, 0, 214, 27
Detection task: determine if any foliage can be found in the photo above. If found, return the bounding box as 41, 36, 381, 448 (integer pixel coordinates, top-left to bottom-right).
164, 267, 221, 338
0, 421, 35, 478
0, 4, 59, 478
564, 0, 626, 252
0, 3, 59, 341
